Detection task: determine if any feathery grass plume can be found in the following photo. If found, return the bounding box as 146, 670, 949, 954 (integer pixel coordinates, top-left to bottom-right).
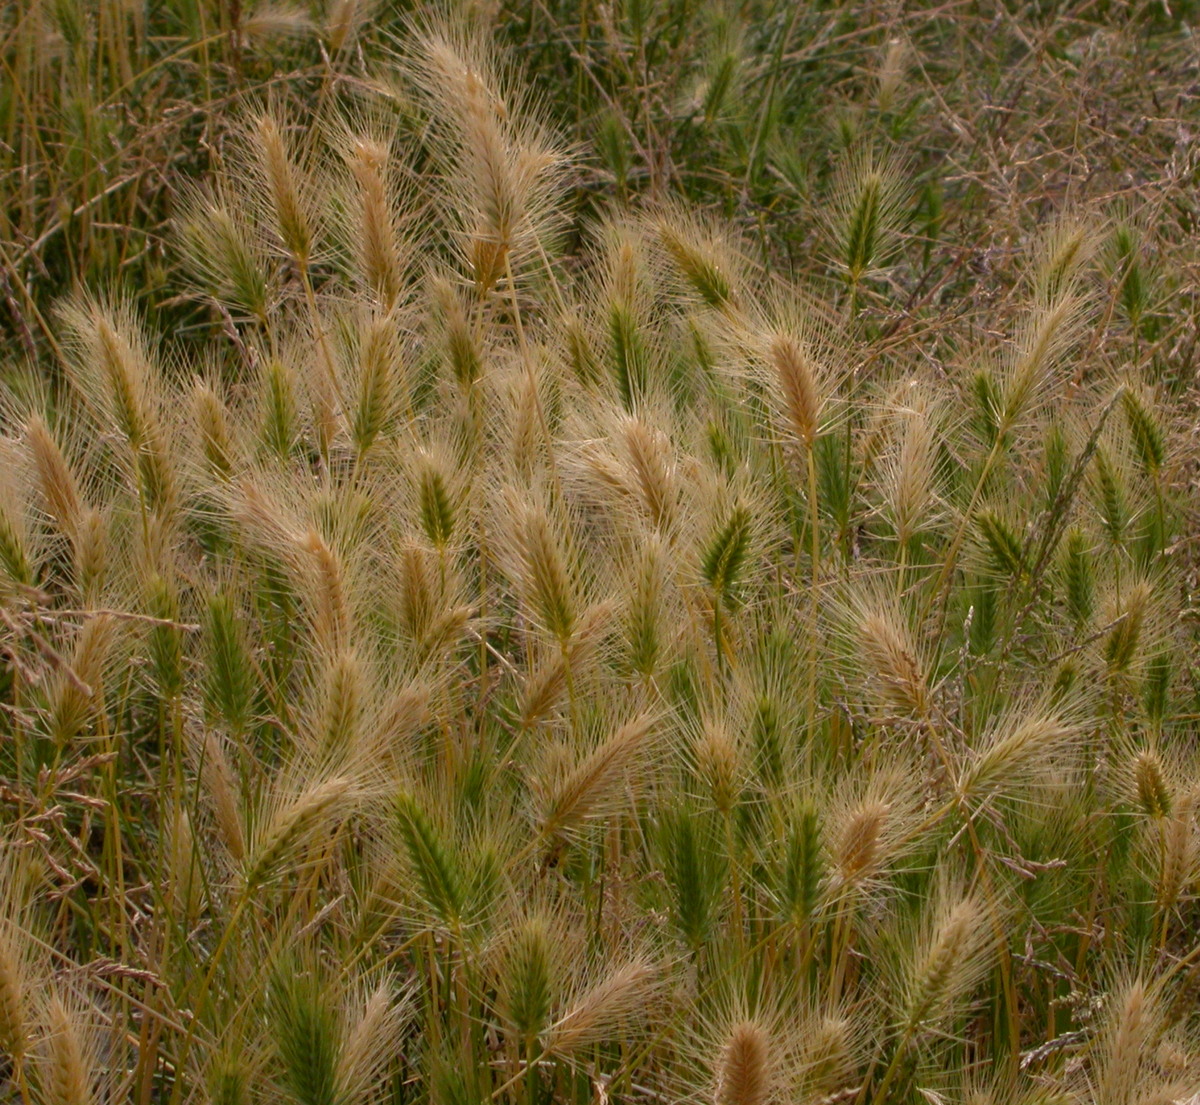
335, 126, 409, 310
393, 539, 473, 664
1151, 1037, 1196, 1092
42, 994, 97, 1105
249, 111, 318, 269
395, 790, 466, 929
0, 912, 32, 1066
956, 703, 1077, 805
518, 652, 574, 731
693, 717, 743, 816
7, 13, 1200, 1101
1132, 747, 1172, 820
1154, 792, 1199, 922
144, 570, 184, 699
794, 1013, 859, 1103
827, 768, 921, 901
366, 664, 435, 773
1062, 527, 1095, 629
176, 182, 272, 322
598, 221, 654, 409
312, 482, 380, 555
715, 1020, 774, 1105
325, 0, 376, 55
199, 731, 246, 864
698, 495, 757, 672
1102, 579, 1153, 679
773, 799, 825, 933
241, 3, 315, 47
260, 358, 301, 461
749, 692, 785, 791
0, 469, 35, 590
192, 380, 239, 483
658, 803, 727, 953
832, 798, 890, 895
533, 713, 657, 851
336, 980, 413, 1105
967, 584, 999, 658
203, 591, 258, 737
430, 275, 483, 391
46, 614, 114, 746
701, 503, 753, 607
875, 37, 911, 114
851, 593, 931, 719
230, 473, 307, 568
1042, 419, 1071, 511
500, 489, 578, 646
1108, 221, 1156, 336
543, 957, 659, 1058
877, 385, 943, 551
694, 8, 746, 125
1091, 446, 1130, 550
622, 534, 672, 685
518, 602, 609, 728
496, 912, 560, 1050
1048, 660, 1080, 706
412, 447, 461, 552
1032, 215, 1095, 307
759, 327, 825, 458
594, 110, 631, 197
577, 403, 681, 537
999, 282, 1090, 435
0, 943, 25, 1066
232, 475, 371, 627
303, 528, 352, 655
1142, 650, 1172, 729
405, 14, 569, 294
1121, 385, 1165, 479
167, 807, 202, 924
491, 355, 557, 479
559, 308, 601, 388
348, 312, 403, 460
206, 1050, 253, 1105
306, 649, 365, 765
242, 776, 352, 890
827, 146, 908, 288
654, 205, 741, 311
24, 414, 82, 542
976, 508, 1025, 580
394, 536, 445, 653
1092, 978, 1162, 1105
970, 366, 1003, 447
898, 889, 994, 1036
58, 294, 176, 516
71, 508, 107, 602
268, 959, 341, 1105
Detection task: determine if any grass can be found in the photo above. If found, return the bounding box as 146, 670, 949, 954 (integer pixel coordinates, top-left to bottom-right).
4, 3, 1200, 1105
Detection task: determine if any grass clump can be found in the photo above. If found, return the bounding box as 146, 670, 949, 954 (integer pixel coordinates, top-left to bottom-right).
4, 7, 1200, 1105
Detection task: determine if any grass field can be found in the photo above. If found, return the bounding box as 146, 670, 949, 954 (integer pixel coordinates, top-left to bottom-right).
3, 3, 1200, 1105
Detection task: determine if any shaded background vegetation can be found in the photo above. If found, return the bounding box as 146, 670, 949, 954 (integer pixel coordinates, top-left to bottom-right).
4, 0, 1200, 368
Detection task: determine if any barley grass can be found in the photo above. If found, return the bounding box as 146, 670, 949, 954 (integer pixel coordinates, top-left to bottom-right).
3, 7, 1200, 1105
